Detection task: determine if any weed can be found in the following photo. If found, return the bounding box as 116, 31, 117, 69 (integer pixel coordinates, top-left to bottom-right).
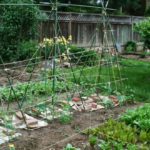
88, 136, 97, 147
64, 144, 80, 150
59, 114, 72, 124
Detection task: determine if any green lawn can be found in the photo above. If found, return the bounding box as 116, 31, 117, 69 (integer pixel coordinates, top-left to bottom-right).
60, 58, 150, 101
0, 57, 149, 103
121, 58, 150, 101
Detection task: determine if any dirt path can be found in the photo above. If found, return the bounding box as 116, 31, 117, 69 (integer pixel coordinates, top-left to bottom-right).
121, 54, 150, 62
1, 103, 143, 150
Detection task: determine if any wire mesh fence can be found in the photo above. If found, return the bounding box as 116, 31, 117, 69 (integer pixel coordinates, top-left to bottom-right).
0, 1, 132, 149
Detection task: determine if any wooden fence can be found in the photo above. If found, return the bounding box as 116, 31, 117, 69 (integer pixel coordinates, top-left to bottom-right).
39, 12, 145, 48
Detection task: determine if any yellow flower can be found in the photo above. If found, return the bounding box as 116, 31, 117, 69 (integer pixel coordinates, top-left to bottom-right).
42, 38, 53, 46
68, 35, 72, 41
39, 43, 46, 48
61, 36, 67, 45
62, 53, 65, 56
43, 38, 49, 43
40, 36, 70, 48
62, 53, 68, 61
9, 144, 15, 150
57, 37, 62, 43
66, 47, 70, 54
64, 55, 68, 61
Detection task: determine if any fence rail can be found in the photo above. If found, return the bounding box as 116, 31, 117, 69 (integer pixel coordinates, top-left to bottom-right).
39, 12, 145, 48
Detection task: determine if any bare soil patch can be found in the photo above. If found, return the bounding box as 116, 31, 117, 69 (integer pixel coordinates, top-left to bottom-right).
122, 54, 150, 62
1, 103, 142, 150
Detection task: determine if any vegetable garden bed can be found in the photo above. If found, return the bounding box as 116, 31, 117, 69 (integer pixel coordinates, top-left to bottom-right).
1, 103, 143, 150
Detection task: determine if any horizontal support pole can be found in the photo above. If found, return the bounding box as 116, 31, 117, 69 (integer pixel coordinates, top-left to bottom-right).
0, 2, 116, 11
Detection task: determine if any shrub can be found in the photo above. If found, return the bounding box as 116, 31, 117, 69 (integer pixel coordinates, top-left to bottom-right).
124, 41, 137, 52
145, 7, 150, 16
0, 0, 40, 62
69, 46, 98, 66
17, 40, 39, 60
134, 19, 150, 50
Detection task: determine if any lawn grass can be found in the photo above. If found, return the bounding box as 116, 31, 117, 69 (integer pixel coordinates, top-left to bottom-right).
60, 58, 150, 101
120, 58, 150, 102
0, 57, 149, 103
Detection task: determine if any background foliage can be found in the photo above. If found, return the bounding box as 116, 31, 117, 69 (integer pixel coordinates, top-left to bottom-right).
0, 0, 40, 62
134, 18, 150, 50
36, 0, 147, 15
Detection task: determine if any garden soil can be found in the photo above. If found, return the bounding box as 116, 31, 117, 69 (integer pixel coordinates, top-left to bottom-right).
1, 103, 142, 150
122, 54, 150, 62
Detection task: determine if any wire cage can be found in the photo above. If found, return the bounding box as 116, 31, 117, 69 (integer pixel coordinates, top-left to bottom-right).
0, 0, 128, 149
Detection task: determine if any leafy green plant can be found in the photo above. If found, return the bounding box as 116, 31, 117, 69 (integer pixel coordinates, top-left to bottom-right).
69, 46, 98, 66
0, 84, 30, 102
86, 119, 137, 143
98, 84, 114, 95
64, 144, 80, 150
59, 104, 72, 125
59, 113, 72, 124
88, 136, 97, 147
124, 41, 137, 52
117, 95, 133, 106
134, 19, 150, 50
98, 140, 138, 150
101, 97, 114, 108
85, 119, 150, 149
139, 130, 148, 142
17, 40, 39, 60
120, 104, 150, 131
40, 68, 53, 80
0, 79, 73, 102
98, 140, 112, 150
5, 118, 14, 130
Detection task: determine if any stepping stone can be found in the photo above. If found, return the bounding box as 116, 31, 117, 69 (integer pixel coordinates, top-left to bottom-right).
13, 112, 48, 130
72, 97, 81, 102
0, 126, 21, 145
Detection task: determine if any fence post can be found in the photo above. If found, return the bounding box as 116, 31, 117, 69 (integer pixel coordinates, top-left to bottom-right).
131, 16, 134, 41
69, 13, 72, 36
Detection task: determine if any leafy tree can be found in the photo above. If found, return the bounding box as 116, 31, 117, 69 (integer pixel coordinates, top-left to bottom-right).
0, 0, 40, 62
36, 0, 146, 15
108, 0, 144, 16
123, 0, 144, 16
